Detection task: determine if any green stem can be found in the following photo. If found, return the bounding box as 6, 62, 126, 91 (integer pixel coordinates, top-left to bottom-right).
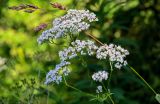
107, 62, 113, 88
108, 95, 115, 104
110, 62, 113, 71
107, 71, 112, 88
63, 76, 94, 97
101, 82, 107, 92
69, 33, 75, 42
128, 65, 157, 95
102, 82, 115, 104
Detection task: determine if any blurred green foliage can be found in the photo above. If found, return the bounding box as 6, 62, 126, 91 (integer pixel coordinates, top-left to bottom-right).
0, 0, 160, 104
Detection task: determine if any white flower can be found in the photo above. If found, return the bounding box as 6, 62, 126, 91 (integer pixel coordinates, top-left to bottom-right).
55, 61, 71, 70
92, 71, 108, 82
96, 85, 103, 93
45, 69, 62, 85
59, 46, 77, 61
45, 40, 129, 84
37, 9, 98, 44
96, 44, 129, 69
37, 29, 54, 44
62, 67, 71, 76
45, 61, 71, 84
59, 40, 98, 61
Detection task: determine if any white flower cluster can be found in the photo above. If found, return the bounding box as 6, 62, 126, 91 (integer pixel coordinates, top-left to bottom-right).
45, 40, 129, 84
96, 44, 129, 69
45, 40, 98, 85
62, 67, 71, 76
59, 40, 98, 61
37, 9, 98, 44
45, 61, 71, 84
96, 85, 103, 93
92, 71, 108, 82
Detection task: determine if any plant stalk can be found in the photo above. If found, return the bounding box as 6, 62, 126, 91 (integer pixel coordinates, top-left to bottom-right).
85, 32, 104, 45
128, 65, 157, 95
102, 82, 115, 104
63, 76, 95, 97
107, 62, 113, 88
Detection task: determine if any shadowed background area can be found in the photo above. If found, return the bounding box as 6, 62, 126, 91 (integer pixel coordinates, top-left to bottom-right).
0, 0, 160, 104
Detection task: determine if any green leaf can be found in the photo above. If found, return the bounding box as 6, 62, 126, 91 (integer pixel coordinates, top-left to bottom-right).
155, 94, 160, 103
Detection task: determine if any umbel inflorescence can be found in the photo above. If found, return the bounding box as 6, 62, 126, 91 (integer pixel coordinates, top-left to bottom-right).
45, 61, 71, 84
44, 39, 129, 85
37, 9, 98, 44
37, 9, 129, 95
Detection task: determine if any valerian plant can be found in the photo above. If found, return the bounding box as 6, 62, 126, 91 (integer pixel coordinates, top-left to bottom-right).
9, 3, 159, 104
36, 8, 160, 104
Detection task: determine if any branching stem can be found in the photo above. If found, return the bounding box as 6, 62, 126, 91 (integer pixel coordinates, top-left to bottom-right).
101, 82, 115, 104
63, 76, 95, 97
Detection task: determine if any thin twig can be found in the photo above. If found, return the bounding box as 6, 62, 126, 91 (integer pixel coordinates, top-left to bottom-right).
85, 32, 104, 45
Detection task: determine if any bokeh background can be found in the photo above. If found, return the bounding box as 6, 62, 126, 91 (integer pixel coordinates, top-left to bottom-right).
0, 0, 160, 104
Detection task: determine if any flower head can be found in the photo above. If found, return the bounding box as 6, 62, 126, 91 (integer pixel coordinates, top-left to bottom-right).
45, 61, 71, 84
96, 44, 129, 69
96, 85, 103, 93
37, 9, 98, 44
59, 40, 98, 61
92, 71, 108, 82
